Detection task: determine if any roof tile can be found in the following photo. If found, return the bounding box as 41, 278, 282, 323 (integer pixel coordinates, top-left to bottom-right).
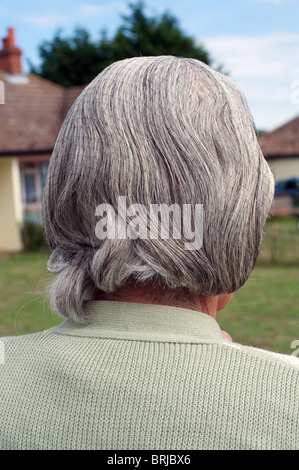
260, 115, 299, 157
0, 72, 85, 154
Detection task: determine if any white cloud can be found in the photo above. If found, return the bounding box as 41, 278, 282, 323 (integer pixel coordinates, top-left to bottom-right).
18, 1, 125, 29
77, 2, 125, 18
244, 0, 298, 4
203, 32, 299, 129
206, 33, 299, 80
20, 12, 69, 29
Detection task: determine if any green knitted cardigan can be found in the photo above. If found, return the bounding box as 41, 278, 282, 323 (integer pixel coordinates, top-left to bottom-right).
0, 301, 298, 450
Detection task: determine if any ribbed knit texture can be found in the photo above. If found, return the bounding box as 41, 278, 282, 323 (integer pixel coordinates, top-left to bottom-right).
0, 301, 298, 450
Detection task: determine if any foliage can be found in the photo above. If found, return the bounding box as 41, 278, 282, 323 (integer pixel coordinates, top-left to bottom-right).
257, 129, 268, 138
21, 221, 48, 252
29, 1, 212, 87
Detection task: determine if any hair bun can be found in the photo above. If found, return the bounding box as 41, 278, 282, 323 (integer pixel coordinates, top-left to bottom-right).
47, 248, 68, 273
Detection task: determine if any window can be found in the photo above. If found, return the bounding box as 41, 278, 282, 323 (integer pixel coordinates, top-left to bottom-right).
40, 161, 48, 194
21, 161, 48, 204
23, 172, 37, 203
20, 161, 49, 224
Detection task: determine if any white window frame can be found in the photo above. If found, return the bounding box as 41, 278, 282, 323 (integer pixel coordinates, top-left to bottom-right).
20, 163, 42, 204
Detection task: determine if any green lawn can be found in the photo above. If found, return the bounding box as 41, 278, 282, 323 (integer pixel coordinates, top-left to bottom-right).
0, 252, 298, 355
218, 265, 299, 354
0, 252, 60, 336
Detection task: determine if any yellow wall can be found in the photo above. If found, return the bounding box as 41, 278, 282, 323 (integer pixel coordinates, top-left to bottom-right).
267, 158, 299, 181
0, 157, 23, 252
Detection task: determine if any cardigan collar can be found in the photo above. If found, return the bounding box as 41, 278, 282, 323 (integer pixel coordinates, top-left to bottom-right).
50, 300, 226, 344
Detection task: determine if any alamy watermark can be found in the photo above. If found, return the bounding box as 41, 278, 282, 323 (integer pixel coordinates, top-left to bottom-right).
0, 80, 4, 104
95, 196, 203, 250
0, 341, 4, 365
290, 340, 299, 357
291, 80, 299, 104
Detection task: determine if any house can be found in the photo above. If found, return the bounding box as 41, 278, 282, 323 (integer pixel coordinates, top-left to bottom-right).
260, 115, 299, 181
1, 27, 298, 252
0, 28, 85, 252
260, 116, 299, 215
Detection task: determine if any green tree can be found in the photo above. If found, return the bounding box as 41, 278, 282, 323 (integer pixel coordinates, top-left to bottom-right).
30, 1, 212, 87
30, 28, 103, 87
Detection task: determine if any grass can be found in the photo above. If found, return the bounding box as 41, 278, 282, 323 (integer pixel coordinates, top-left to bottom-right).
218, 265, 299, 354
0, 251, 298, 355
0, 252, 60, 336
259, 216, 299, 265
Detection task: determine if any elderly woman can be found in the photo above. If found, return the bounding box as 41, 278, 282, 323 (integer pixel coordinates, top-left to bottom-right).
0, 56, 298, 450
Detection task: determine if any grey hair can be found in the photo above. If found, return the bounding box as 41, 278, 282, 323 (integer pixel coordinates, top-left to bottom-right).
43, 56, 274, 323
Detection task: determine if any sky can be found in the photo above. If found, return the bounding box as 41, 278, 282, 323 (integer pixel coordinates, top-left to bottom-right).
1, 0, 299, 131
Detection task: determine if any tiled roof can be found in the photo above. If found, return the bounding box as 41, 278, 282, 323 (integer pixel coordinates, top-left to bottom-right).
260, 115, 299, 158
62, 84, 86, 117
1, 68, 298, 159
0, 72, 86, 155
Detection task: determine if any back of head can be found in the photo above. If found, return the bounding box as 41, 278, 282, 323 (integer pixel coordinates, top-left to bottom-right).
43, 56, 274, 322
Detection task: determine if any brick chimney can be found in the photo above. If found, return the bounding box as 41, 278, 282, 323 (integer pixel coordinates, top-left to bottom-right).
0, 28, 22, 74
